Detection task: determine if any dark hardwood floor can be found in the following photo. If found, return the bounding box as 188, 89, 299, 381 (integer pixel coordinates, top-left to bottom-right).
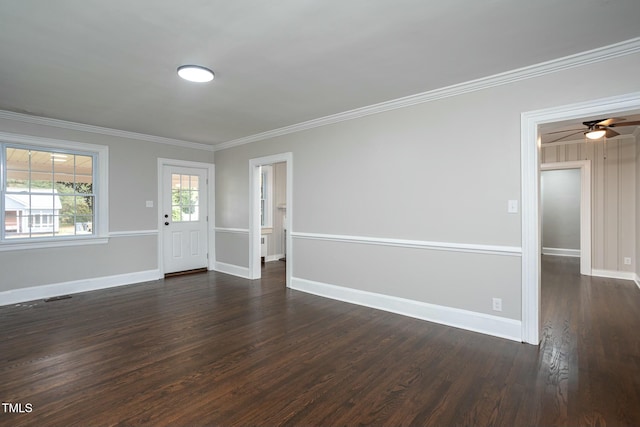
1, 257, 640, 426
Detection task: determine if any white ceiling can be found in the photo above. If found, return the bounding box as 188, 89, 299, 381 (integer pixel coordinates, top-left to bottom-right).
2, 0, 640, 147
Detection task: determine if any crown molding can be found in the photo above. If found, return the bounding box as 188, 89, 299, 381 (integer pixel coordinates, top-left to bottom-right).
215, 37, 640, 151
0, 110, 214, 152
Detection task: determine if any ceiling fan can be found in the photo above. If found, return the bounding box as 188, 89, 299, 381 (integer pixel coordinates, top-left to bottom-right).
545, 117, 640, 143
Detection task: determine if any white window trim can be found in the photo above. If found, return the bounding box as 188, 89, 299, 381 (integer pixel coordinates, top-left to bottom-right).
261, 165, 273, 229
0, 131, 109, 251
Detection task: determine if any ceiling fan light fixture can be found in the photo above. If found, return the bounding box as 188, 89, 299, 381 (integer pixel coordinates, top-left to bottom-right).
177, 65, 214, 83
585, 128, 606, 140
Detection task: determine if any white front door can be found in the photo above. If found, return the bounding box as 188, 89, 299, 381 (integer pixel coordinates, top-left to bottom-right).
162, 165, 208, 274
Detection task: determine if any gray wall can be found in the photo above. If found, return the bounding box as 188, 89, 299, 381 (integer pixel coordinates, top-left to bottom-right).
0, 117, 214, 292
541, 169, 581, 251
214, 51, 640, 321
541, 137, 636, 272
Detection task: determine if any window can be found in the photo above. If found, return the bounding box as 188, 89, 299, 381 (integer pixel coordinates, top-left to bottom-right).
171, 173, 200, 222
260, 165, 273, 228
1, 134, 108, 249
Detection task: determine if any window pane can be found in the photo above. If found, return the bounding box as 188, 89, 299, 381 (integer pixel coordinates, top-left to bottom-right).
6, 169, 29, 189
75, 155, 93, 193
181, 175, 190, 190
76, 155, 93, 175
189, 175, 199, 190
189, 206, 199, 221
179, 189, 190, 206
57, 215, 75, 236
6, 147, 29, 170
172, 206, 182, 222
54, 171, 75, 193
75, 181, 93, 194
30, 150, 54, 172
30, 150, 54, 189
4, 202, 28, 238
75, 215, 93, 234
180, 190, 193, 221
171, 174, 181, 190
75, 195, 93, 217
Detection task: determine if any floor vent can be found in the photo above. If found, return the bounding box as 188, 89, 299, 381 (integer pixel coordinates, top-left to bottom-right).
44, 295, 72, 302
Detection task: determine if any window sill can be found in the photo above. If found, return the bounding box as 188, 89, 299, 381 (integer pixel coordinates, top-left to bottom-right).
0, 236, 109, 252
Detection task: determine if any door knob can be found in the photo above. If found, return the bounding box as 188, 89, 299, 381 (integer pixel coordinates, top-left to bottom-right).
164, 222, 169, 226
164, 214, 169, 218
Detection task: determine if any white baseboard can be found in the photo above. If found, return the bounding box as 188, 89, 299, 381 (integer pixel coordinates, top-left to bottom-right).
290, 277, 522, 342
0, 269, 162, 306
542, 247, 580, 257
265, 254, 285, 262
214, 261, 250, 279
591, 269, 636, 281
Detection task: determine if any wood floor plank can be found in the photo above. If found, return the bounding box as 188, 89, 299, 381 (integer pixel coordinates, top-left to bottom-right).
2, 257, 640, 426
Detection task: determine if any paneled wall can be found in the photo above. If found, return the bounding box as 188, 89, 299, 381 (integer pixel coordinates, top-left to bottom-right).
541, 136, 636, 272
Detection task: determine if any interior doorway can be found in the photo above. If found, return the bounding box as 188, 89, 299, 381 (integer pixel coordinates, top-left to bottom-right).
540, 161, 591, 276
521, 91, 640, 345
249, 153, 293, 286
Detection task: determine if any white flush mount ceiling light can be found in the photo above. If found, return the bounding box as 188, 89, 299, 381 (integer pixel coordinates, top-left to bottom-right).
177, 65, 214, 83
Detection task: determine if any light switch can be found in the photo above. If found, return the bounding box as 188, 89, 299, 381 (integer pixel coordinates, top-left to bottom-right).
146, 200, 154, 208
508, 200, 518, 214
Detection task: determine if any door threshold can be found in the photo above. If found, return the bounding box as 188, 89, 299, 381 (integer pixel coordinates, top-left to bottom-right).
164, 267, 208, 278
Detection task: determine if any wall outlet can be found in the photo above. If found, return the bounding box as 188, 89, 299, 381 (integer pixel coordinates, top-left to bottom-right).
624, 257, 632, 265
492, 297, 502, 312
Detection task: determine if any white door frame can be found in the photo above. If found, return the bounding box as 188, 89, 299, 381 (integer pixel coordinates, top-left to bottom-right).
249, 152, 293, 286
521, 91, 640, 345
157, 158, 215, 276
541, 161, 591, 275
